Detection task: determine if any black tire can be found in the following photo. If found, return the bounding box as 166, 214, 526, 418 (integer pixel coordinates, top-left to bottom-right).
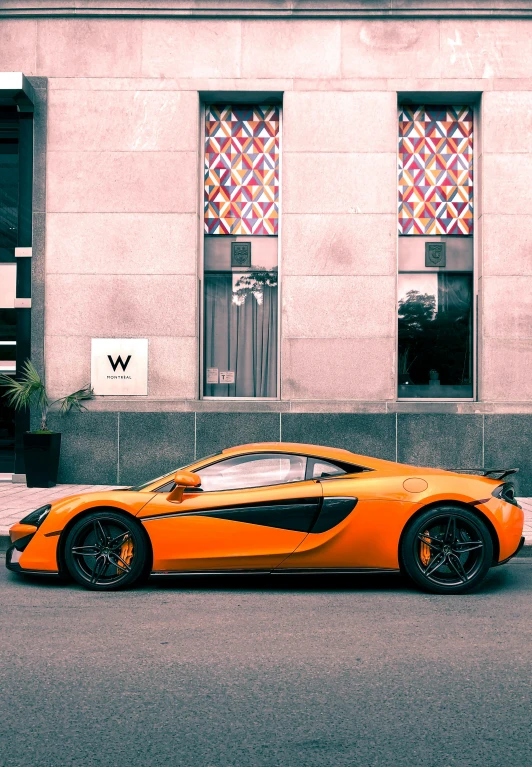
400, 506, 493, 595
63, 510, 148, 591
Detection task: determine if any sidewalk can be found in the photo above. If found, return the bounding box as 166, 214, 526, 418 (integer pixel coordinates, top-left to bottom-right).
1, 482, 531, 547
0, 483, 122, 539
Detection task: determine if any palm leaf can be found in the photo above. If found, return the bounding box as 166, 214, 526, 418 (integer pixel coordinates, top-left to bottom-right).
58, 385, 94, 415
0, 360, 47, 411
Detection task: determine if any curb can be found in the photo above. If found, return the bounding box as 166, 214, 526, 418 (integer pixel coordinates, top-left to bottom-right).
1, 533, 531, 556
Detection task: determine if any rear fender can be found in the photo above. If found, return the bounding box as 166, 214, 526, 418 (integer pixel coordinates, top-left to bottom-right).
397, 500, 500, 566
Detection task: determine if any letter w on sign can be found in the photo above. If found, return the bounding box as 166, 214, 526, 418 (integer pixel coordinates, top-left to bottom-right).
108, 355, 131, 372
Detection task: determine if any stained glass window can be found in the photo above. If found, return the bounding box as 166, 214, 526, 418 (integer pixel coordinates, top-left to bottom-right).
204, 104, 279, 236
398, 106, 473, 236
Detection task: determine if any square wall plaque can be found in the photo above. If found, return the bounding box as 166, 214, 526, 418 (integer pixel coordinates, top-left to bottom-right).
91, 338, 148, 396
231, 241, 251, 267
425, 242, 446, 267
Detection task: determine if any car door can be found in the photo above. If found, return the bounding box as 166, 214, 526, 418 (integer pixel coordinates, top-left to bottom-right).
137, 452, 323, 572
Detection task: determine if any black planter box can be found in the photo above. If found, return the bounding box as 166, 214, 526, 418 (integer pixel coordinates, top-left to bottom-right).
23, 432, 61, 488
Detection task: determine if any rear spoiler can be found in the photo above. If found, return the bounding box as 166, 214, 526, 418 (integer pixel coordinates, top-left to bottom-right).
453, 468, 519, 481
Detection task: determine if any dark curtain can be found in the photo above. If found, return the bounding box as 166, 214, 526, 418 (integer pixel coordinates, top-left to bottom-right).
437, 273, 471, 315
204, 274, 278, 397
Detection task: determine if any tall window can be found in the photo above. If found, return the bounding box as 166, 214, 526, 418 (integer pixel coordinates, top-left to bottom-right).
203, 104, 279, 398
397, 105, 474, 399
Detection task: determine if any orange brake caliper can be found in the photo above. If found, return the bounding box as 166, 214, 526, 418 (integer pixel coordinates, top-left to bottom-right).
420, 530, 431, 567
118, 537, 134, 574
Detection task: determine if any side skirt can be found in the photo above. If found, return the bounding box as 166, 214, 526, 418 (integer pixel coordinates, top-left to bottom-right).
150, 567, 400, 577
151, 570, 271, 577
274, 568, 401, 575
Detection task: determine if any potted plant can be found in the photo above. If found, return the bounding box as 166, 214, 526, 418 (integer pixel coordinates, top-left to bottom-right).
0, 360, 93, 488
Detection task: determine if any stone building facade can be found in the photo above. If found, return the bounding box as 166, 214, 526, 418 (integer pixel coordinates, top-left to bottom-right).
0, 1, 531, 492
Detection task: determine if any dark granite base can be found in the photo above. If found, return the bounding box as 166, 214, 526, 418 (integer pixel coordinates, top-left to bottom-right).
282, 413, 396, 462
43, 412, 119, 485
119, 412, 195, 486
485, 415, 532, 496
21, 410, 532, 493
397, 414, 483, 470
196, 412, 280, 458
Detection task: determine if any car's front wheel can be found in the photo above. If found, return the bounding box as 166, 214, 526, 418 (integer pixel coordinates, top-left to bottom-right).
63, 510, 148, 591
400, 506, 493, 594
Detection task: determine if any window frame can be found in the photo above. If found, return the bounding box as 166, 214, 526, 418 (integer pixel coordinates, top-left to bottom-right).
396, 266, 475, 402
396, 101, 478, 403
192, 451, 309, 493
152, 451, 371, 494
199, 102, 282, 401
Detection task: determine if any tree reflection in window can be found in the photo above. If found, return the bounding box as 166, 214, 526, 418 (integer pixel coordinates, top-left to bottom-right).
231, 268, 278, 307
398, 274, 472, 397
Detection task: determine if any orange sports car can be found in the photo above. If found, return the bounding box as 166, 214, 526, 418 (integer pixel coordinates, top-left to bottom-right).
6, 442, 525, 594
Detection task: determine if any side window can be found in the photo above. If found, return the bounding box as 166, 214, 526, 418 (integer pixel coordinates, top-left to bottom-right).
311, 460, 347, 479
197, 453, 307, 492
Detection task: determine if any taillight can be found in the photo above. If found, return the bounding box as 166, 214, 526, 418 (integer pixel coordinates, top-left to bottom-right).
491, 482, 521, 507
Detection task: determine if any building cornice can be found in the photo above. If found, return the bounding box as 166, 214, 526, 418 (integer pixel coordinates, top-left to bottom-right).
2, 1, 532, 20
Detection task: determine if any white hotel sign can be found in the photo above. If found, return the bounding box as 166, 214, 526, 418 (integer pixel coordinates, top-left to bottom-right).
91, 339, 148, 396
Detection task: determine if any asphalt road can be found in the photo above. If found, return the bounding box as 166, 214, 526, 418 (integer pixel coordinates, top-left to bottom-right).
1, 560, 531, 767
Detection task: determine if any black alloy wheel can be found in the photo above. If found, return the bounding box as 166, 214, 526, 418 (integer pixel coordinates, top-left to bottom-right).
401, 506, 493, 594
64, 511, 148, 591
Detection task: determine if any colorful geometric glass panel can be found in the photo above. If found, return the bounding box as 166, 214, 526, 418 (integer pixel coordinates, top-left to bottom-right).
205, 104, 279, 236
398, 106, 473, 236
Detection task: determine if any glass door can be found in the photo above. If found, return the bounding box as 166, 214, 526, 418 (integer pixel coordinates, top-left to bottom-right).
0, 306, 16, 474
0, 108, 19, 476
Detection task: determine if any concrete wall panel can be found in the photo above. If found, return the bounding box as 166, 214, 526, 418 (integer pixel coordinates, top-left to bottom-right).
283, 152, 396, 214
483, 276, 532, 339
283, 91, 397, 153
482, 338, 532, 402
37, 19, 142, 77
483, 214, 532, 276
282, 337, 395, 400
483, 92, 532, 154
45, 274, 196, 337
45, 334, 197, 400
48, 89, 199, 152
45, 334, 91, 399
0, 20, 37, 74
483, 154, 532, 215
141, 20, 241, 78
46, 151, 198, 213
440, 21, 532, 79
282, 213, 395, 277
242, 20, 340, 79
148, 336, 198, 400
342, 20, 440, 78
283, 276, 395, 339
46, 213, 197, 276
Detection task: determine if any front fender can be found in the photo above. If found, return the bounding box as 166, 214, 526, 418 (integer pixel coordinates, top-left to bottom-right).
16, 491, 154, 573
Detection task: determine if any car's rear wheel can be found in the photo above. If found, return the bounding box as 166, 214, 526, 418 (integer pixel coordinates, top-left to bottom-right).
400, 506, 493, 594
64, 511, 148, 591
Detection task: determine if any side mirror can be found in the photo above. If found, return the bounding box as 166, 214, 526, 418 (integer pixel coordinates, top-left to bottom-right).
166, 471, 201, 503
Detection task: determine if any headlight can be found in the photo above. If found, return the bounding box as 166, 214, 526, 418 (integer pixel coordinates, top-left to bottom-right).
19, 504, 51, 527
491, 483, 520, 508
